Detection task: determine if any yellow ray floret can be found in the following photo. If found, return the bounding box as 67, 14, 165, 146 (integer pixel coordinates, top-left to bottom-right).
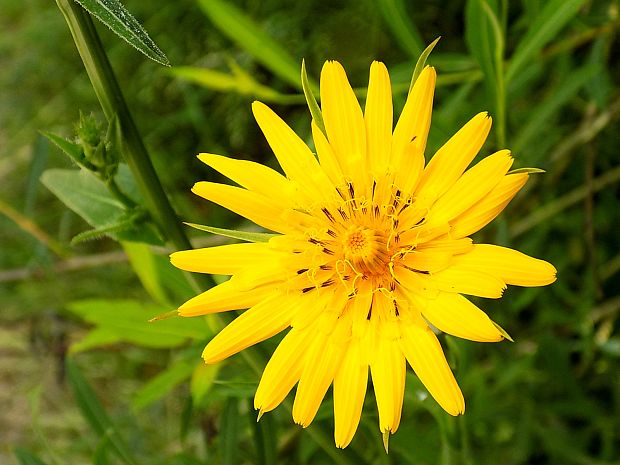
171, 59, 557, 449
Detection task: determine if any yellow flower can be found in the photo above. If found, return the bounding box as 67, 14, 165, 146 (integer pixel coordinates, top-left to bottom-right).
171, 61, 556, 449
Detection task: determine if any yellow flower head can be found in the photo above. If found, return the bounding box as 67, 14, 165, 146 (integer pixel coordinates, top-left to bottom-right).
171, 61, 556, 449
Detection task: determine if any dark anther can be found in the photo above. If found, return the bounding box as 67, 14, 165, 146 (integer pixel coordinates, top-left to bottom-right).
321, 207, 336, 222
326, 229, 337, 238
322, 247, 335, 255
319, 264, 332, 270
321, 279, 335, 287
297, 268, 309, 275
302, 286, 315, 293
337, 207, 349, 220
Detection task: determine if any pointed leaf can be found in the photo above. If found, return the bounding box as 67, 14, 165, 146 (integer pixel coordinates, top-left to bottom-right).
410, 37, 441, 91
41, 131, 87, 167
66, 299, 210, 350
185, 222, 276, 242
301, 59, 325, 137
74, 0, 170, 66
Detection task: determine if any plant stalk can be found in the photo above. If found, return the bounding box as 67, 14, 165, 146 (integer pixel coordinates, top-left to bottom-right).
56, 0, 192, 253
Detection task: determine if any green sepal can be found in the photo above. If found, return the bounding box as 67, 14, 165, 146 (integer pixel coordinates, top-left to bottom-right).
184, 222, 276, 242
410, 36, 441, 92
301, 59, 326, 137
508, 167, 546, 175
41, 130, 93, 170
492, 321, 514, 342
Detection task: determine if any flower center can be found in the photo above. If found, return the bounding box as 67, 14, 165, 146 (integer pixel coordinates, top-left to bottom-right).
343, 227, 390, 277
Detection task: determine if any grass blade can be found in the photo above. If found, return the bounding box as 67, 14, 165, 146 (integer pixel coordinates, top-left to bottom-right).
376, 0, 425, 57
506, 0, 587, 83
197, 0, 307, 89
65, 358, 139, 465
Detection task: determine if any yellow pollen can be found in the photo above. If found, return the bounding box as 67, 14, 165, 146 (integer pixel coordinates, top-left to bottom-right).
342, 227, 390, 277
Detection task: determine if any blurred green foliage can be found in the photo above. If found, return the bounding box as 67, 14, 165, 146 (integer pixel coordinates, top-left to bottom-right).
1, 0, 619, 464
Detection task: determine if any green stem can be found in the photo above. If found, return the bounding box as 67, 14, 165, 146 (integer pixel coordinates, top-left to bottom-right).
56, 0, 192, 253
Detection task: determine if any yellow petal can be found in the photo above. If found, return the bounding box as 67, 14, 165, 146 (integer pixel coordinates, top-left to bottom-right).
364, 61, 393, 175
370, 337, 406, 434
320, 61, 366, 181
312, 120, 345, 187
333, 340, 368, 448
252, 102, 332, 201
429, 267, 507, 299
202, 293, 294, 363
450, 173, 528, 238
416, 112, 492, 202
421, 292, 504, 342
170, 242, 274, 275
391, 66, 436, 169
401, 249, 453, 273
192, 181, 294, 234
292, 314, 348, 427
254, 328, 310, 413
394, 140, 425, 197
178, 280, 273, 316
198, 153, 294, 207
428, 150, 513, 225
417, 237, 474, 255
453, 244, 557, 286
400, 321, 464, 415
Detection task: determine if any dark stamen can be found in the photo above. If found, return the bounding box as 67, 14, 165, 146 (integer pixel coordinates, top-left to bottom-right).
297, 268, 309, 275
322, 207, 336, 223
302, 286, 314, 293
322, 247, 335, 255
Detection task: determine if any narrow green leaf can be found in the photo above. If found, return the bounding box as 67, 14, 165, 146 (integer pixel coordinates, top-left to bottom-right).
508, 167, 546, 175
376, 0, 424, 57
190, 362, 220, 407
512, 63, 599, 153
65, 358, 138, 465
66, 299, 209, 349
410, 37, 441, 92
122, 241, 170, 306
506, 0, 587, 83
170, 66, 302, 104
69, 327, 122, 354
132, 360, 196, 410
93, 434, 112, 465
74, 0, 170, 66
14, 448, 50, 465
196, 0, 310, 89
252, 412, 277, 465
301, 59, 325, 137
465, 0, 500, 101
221, 398, 241, 465
185, 223, 276, 242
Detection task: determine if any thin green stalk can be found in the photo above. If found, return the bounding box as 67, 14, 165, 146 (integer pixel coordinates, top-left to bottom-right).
481, 1, 506, 148
56, 0, 192, 254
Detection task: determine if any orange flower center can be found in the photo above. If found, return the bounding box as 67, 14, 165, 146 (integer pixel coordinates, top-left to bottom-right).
343, 226, 390, 277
